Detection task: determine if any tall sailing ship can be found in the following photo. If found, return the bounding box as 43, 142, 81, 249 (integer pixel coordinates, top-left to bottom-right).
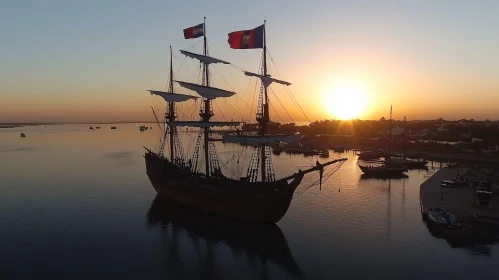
144, 19, 346, 224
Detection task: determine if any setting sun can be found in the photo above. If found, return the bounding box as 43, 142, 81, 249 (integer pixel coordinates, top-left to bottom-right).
324, 83, 368, 120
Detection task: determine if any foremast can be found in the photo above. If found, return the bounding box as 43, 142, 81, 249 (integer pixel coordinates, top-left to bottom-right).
161, 46, 188, 167
166, 46, 176, 162
148, 47, 198, 165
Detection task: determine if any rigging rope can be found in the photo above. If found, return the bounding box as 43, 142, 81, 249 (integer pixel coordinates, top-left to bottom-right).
269, 87, 295, 123
222, 99, 244, 121
267, 50, 312, 123
211, 65, 235, 92
292, 161, 345, 199
172, 54, 190, 73
268, 96, 284, 123
213, 100, 227, 121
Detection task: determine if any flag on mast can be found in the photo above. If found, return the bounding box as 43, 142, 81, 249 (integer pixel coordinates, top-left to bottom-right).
183, 23, 204, 39
227, 25, 264, 49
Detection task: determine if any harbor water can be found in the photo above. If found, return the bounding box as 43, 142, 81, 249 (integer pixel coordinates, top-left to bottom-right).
1, 124, 498, 279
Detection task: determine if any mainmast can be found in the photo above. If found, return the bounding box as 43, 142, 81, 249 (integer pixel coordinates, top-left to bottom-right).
256, 21, 270, 182
177, 18, 238, 177
167, 46, 176, 162
199, 16, 213, 177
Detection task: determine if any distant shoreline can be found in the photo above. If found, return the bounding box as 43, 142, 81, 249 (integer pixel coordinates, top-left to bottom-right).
0, 121, 154, 128
0, 125, 24, 128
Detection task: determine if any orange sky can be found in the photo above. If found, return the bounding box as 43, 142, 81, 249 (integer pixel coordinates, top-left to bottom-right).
1, 1, 499, 123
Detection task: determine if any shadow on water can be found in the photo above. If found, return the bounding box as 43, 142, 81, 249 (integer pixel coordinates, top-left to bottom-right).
422, 216, 499, 257
146, 195, 304, 279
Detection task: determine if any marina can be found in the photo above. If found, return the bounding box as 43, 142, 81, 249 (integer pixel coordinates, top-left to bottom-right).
420, 167, 499, 244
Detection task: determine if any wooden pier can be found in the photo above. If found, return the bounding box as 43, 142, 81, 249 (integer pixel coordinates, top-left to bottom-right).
420, 168, 499, 228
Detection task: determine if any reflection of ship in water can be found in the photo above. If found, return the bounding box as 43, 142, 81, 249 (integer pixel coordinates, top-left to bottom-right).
147, 196, 304, 279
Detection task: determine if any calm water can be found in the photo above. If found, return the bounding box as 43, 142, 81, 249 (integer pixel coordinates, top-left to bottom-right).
1, 124, 498, 279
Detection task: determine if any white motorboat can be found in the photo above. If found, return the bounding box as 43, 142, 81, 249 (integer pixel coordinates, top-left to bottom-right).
428, 207, 459, 227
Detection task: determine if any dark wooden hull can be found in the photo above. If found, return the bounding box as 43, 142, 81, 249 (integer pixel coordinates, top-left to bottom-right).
144, 151, 304, 224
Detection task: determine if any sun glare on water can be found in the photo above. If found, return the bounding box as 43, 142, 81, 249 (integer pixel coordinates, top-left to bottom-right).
324, 83, 367, 120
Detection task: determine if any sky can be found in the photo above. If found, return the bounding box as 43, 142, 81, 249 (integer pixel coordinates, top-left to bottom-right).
1, 0, 499, 123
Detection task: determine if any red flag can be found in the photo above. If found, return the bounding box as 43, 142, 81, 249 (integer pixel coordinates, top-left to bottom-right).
183, 23, 204, 39
228, 25, 264, 49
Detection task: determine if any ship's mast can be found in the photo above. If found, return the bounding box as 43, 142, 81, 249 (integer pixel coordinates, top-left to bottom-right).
403, 116, 407, 159
257, 21, 269, 182
167, 46, 176, 161
388, 105, 393, 164
199, 16, 213, 177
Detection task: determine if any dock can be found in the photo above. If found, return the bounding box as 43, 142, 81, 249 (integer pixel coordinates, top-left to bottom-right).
420, 168, 499, 228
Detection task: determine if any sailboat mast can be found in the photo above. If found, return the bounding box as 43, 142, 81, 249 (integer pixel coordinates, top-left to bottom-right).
389, 105, 393, 163
260, 20, 268, 182
168, 46, 175, 162
201, 16, 211, 177
403, 116, 407, 159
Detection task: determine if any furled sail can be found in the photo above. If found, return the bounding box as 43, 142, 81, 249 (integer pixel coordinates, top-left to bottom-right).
180, 50, 230, 65
148, 90, 198, 102
243, 71, 291, 88
168, 121, 241, 128
222, 134, 303, 145
175, 81, 236, 99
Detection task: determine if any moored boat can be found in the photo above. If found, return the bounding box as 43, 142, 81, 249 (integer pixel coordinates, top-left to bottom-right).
357, 150, 382, 160
358, 163, 408, 176
318, 148, 329, 158
358, 106, 407, 177
428, 207, 459, 227
332, 145, 345, 152
388, 157, 428, 169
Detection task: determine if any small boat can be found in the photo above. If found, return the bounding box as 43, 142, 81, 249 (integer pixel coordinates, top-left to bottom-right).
387, 157, 428, 169
96, 126, 101, 129
318, 148, 329, 158
332, 145, 345, 152
428, 207, 459, 227
111, 126, 117, 129
271, 143, 286, 155
358, 106, 407, 177
389, 117, 427, 169
357, 150, 381, 160
20, 133, 26, 138
89, 126, 94, 130
358, 163, 407, 176
140, 125, 147, 131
